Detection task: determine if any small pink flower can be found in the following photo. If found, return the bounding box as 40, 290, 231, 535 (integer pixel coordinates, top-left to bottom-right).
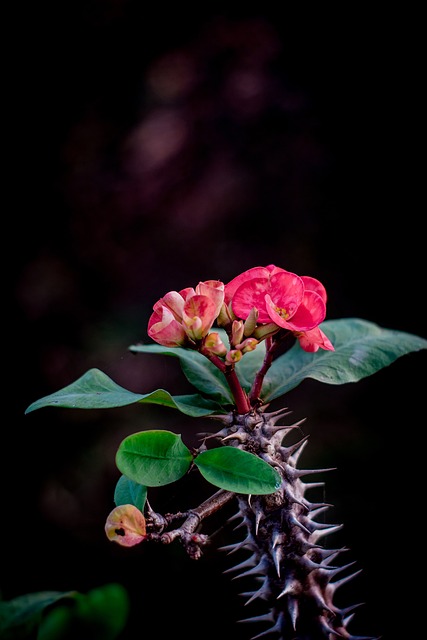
295, 326, 335, 352
147, 304, 188, 347
148, 280, 225, 346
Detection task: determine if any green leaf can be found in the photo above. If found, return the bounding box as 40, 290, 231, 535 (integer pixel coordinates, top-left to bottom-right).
114, 475, 147, 511
116, 430, 193, 486
264, 318, 427, 402
24, 368, 222, 417
129, 343, 234, 404
0, 591, 76, 639
194, 447, 281, 495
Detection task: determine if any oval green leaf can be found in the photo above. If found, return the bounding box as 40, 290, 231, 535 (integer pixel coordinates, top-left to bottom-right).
114, 475, 147, 511
24, 368, 222, 417
116, 430, 193, 487
194, 447, 281, 495
264, 318, 427, 402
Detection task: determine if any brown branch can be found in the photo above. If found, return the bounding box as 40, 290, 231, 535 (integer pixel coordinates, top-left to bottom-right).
145, 489, 235, 559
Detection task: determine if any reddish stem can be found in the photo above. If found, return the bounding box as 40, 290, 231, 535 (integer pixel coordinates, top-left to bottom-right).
204, 353, 251, 414
224, 366, 251, 414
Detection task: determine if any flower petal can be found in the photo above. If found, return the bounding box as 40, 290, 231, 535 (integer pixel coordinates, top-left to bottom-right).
296, 326, 335, 352
148, 306, 187, 346
224, 267, 271, 305
183, 294, 217, 340
282, 290, 326, 331
195, 280, 225, 317
232, 277, 271, 323
105, 504, 146, 547
301, 276, 328, 304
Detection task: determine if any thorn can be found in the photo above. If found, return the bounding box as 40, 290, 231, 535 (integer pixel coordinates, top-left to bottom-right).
225, 510, 243, 524
287, 596, 299, 630
254, 511, 264, 536
241, 582, 271, 605
249, 613, 284, 640
291, 466, 337, 479
327, 560, 358, 580
272, 544, 284, 577
279, 434, 310, 459
319, 617, 345, 637
312, 522, 344, 540
339, 602, 365, 617
218, 533, 255, 554
223, 554, 257, 574
238, 611, 275, 624
308, 504, 333, 518
222, 432, 248, 443
303, 481, 325, 490
289, 513, 312, 535
262, 407, 292, 424
347, 636, 382, 640
232, 557, 269, 580
277, 579, 301, 599
271, 529, 284, 548
331, 569, 363, 592
343, 612, 356, 626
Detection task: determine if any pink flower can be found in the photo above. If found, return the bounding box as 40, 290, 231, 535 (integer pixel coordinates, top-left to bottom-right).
295, 326, 334, 352
225, 265, 334, 352
148, 280, 225, 346
292, 276, 334, 352
226, 265, 326, 332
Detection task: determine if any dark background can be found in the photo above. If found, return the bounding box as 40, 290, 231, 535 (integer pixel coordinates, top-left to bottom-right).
5, 4, 425, 640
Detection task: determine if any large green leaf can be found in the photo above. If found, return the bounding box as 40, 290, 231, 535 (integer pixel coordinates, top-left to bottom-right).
24, 368, 222, 417
116, 430, 193, 486
129, 343, 234, 404
194, 447, 281, 495
114, 475, 147, 511
263, 318, 427, 402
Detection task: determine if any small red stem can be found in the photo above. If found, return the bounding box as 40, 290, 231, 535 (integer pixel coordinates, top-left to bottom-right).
204, 353, 251, 414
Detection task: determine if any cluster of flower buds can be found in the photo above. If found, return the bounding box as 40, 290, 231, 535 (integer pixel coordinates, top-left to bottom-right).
147, 264, 334, 357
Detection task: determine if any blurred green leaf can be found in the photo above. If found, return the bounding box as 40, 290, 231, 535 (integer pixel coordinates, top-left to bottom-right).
0, 591, 76, 639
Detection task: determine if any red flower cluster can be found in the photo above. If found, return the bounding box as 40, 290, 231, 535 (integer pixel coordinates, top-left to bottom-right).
147, 265, 334, 353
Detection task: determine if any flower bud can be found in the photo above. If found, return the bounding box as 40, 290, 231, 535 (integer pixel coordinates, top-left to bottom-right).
231, 320, 244, 346
236, 338, 259, 353
217, 301, 235, 328
252, 322, 280, 341
203, 332, 227, 357
225, 349, 242, 365
243, 307, 259, 336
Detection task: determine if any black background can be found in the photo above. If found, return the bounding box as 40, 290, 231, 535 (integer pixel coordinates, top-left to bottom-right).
5, 4, 425, 640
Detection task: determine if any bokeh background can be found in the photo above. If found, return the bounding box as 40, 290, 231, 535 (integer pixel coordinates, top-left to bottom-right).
5, 4, 425, 640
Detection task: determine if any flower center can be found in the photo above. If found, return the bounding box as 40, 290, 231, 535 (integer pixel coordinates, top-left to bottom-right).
274, 306, 290, 320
